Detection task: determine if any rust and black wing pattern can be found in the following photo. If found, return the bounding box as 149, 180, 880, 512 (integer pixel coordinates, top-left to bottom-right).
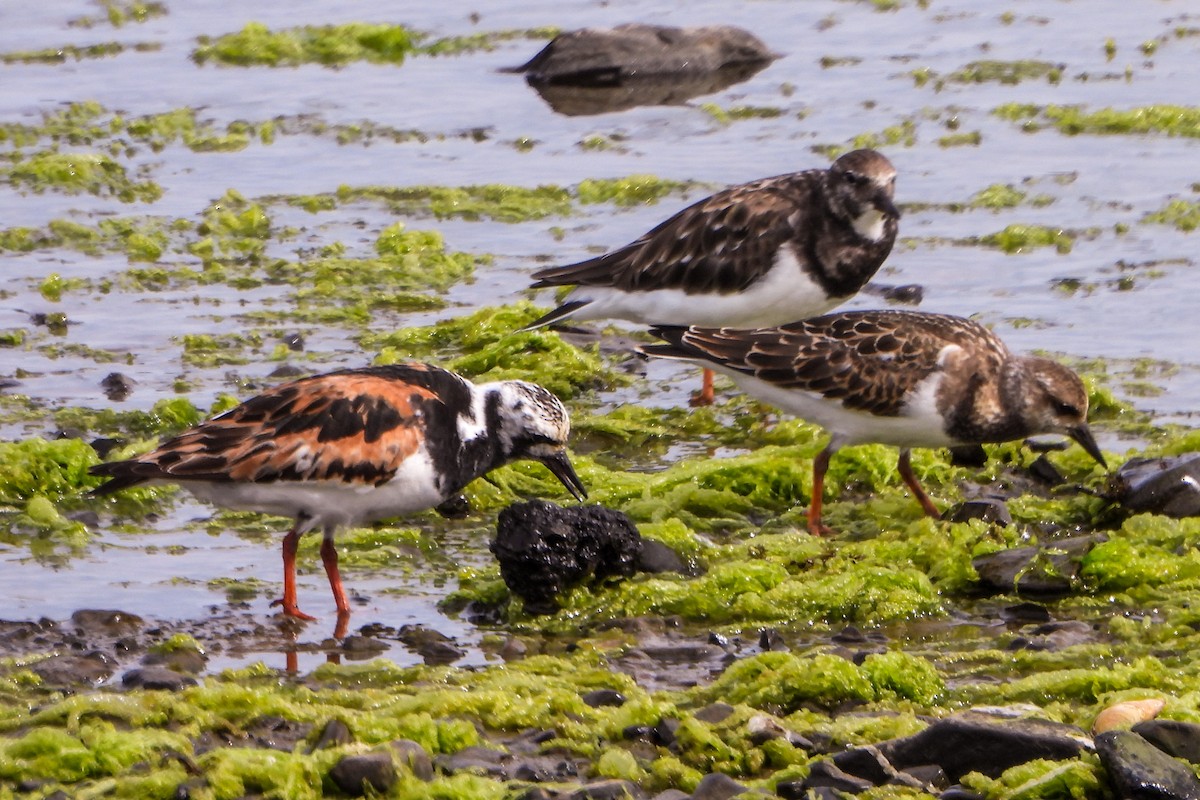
645, 311, 1009, 416
530, 172, 820, 295
91, 364, 472, 492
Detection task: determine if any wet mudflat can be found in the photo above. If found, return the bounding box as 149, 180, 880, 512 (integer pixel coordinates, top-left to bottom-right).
1, 1, 1200, 798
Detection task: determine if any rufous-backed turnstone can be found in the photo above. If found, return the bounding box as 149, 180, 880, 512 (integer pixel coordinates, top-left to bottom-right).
90, 363, 587, 623
527, 149, 900, 404
641, 310, 1106, 535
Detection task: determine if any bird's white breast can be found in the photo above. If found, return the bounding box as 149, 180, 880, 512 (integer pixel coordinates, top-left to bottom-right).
565, 247, 841, 328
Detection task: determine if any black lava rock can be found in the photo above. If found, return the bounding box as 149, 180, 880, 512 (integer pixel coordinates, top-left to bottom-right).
636, 539, 688, 574
1095, 730, 1200, 800
946, 498, 1012, 527
492, 501, 642, 613
582, 689, 627, 708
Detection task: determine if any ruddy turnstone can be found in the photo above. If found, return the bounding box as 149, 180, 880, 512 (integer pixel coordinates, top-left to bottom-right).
641, 310, 1106, 535
526, 149, 900, 404
90, 363, 587, 622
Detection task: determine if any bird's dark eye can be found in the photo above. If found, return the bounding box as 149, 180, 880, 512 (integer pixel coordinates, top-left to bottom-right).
843, 170, 864, 185
1054, 400, 1079, 416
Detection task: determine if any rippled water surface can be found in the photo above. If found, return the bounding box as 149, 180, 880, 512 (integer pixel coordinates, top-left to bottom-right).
1, 0, 1197, 670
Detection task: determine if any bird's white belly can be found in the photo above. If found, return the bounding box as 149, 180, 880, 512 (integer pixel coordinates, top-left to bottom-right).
568, 249, 841, 327
726, 371, 961, 449
179, 450, 446, 528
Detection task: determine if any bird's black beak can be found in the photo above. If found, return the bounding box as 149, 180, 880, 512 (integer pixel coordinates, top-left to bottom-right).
541, 450, 588, 501
1069, 424, 1107, 469
874, 192, 901, 219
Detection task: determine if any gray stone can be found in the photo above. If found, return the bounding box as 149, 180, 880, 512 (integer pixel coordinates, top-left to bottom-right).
1096, 730, 1200, 800
1111, 455, 1200, 518
972, 535, 1106, 593
329, 752, 397, 796
637, 539, 688, 574
690, 772, 748, 800
433, 745, 510, 777
878, 710, 1088, 780
71, 609, 143, 635
832, 745, 895, 784
390, 739, 433, 781
310, 719, 353, 752
801, 760, 875, 793
568, 779, 643, 800
31, 651, 116, 687
121, 665, 197, 691
693, 703, 736, 724
900, 764, 949, 791
650, 791, 690, 800
947, 498, 1012, 526
1134, 719, 1200, 764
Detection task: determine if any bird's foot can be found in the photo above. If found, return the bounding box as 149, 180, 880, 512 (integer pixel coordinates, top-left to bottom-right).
806, 520, 836, 537
270, 598, 317, 622
688, 389, 715, 407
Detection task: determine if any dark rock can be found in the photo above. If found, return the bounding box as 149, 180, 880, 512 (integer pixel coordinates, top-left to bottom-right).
517, 788, 558, 800
972, 535, 1106, 594
492, 501, 642, 613
759, 627, 789, 651
510, 755, 581, 782
173, 777, 206, 799
938, 786, 985, 800
505, 24, 775, 85
246, 715, 312, 751
778, 786, 839, 800
100, 372, 136, 401
1001, 602, 1051, 624
390, 739, 433, 781
690, 772, 748, 800
32, 651, 116, 686
396, 625, 464, 665
946, 498, 1011, 526
901, 764, 950, 791
1134, 719, 1200, 764
878, 710, 1088, 780
1110, 454, 1200, 518
499, 636, 528, 661
310, 719, 353, 752
1029, 454, 1066, 486
693, 702, 736, 724
72, 609, 143, 635
1096, 730, 1200, 800
268, 363, 306, 378
281, 332, 305, 351
142, 646, 207, 675
708, 631, 731, 649
434, 745, 510, 777
342, 635, 388, 654
329, 752, 397, 796
122, 665, 197, 691
947, 444, 989, 468
832, 744, 895, 784
637, 539, 687, 574
568, 779, 644, 800
505, 25, 776, 117
623, 725, 654, 742
582, 689, 627, 708
801, 760, 875, 792
89, 437, 124, 458
435, 494, 471, 519
1021, 620, 1099, 651
866, 283, 925, 306
653, 718, 680, 748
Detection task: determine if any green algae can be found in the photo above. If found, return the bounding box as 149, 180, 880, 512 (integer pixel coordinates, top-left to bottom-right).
332, 183, 573, 222
576, 175, 696, 207
363, 302, 629, 401
979, 224, 1075, 254
418, 27, 559, 57
7, 151, 162, 202
938, 130, 982, 147
994, 103, 1200, 138
0, 42, 141, 65
952, 60, 1063, 85
1143, 198, 1200, 232
70, 1, 167, 28
193, 22, 419, 67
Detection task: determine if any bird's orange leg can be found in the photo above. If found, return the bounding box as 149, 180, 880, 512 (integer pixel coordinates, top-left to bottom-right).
320, 532, 351, 618
274, 526, 316, 622
807, 444, 836, 536
898, 449, 940, 518
689, 368, 716, 407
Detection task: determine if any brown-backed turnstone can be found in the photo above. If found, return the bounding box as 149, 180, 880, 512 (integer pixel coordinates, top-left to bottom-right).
641, 310, 1106, 535
527, 149, 900, 404
91, 363, 587, 623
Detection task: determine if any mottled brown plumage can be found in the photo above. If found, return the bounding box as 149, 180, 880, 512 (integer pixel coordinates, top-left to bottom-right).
643, 311, 1106, 534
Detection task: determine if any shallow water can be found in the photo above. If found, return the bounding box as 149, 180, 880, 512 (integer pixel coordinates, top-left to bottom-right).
1, 0, 1198, 670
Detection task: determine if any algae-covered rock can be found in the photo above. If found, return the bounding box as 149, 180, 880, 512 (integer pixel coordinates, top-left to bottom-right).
1095, 730, 1200, 800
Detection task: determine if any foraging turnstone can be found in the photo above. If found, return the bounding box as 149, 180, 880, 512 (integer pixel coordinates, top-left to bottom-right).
527, 149, 900, 404
90, 363, 587, 622
641, 310, 1106, 535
